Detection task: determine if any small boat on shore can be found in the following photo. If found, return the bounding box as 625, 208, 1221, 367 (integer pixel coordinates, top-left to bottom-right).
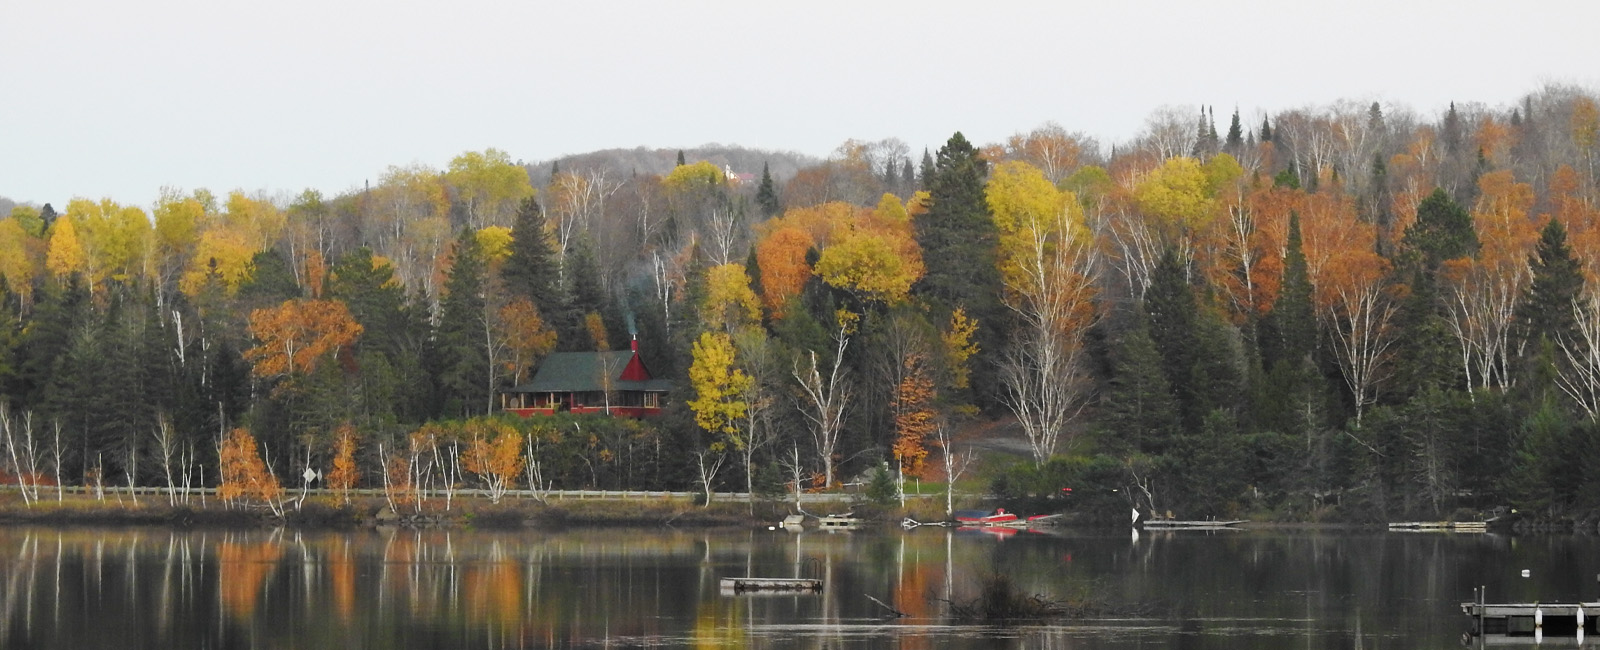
954, 509, 1061, 528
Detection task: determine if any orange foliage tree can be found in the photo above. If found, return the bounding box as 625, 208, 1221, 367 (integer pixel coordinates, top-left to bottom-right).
1444, 171, 1540, 391
326, 423, 359, 504
754, 226, 814, 315
496, 297, 558, 386
890, 351, 936, 490
245, 299, 364, 380
218, 428, 284, 515
460, 420, 524, 504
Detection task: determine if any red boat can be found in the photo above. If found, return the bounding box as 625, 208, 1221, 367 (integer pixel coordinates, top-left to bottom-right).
953, 509, 1017, 528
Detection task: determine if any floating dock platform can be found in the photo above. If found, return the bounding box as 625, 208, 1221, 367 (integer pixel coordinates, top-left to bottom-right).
719, 577, 824, 595
1463, 601, 1597, 636
1390, 521, 1488, 533
1140, 519, 1246, 530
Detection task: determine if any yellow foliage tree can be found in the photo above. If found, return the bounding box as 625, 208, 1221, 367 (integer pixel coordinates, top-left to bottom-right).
179, 227, 256, 296
476, 225, 513, 264
446, 149, 534, 229
45, 216, 88, 278
0, 219, 37, 300
942, 308, 980, 391
813, 232, 919, 303
662, 160, 726, 194
1135, 156, 1218, 236
688, 331, 752, 438
702, 263, 762, 332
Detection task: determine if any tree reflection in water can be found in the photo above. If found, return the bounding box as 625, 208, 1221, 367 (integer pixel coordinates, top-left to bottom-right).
0, 525, 1578, 648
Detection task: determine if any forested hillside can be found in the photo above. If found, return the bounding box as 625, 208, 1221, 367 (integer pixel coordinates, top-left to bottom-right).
3, 85, 1600, 522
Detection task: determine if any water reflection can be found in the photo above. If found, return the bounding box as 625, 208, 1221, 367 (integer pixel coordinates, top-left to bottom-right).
0, 525, 1589, 648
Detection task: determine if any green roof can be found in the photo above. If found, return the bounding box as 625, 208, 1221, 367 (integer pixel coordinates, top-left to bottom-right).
508, 351, 671, 393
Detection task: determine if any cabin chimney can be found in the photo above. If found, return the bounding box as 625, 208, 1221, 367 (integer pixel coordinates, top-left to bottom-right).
631, 334, 638, 352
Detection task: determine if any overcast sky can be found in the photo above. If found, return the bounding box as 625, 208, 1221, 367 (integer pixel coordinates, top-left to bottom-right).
4, 1, 1598, 209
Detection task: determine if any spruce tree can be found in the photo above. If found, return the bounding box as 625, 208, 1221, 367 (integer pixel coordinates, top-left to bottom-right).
756, 162, 782, 218
436, 229, 490, 416
1098, 311, 1182, 455
675, 150, 686, 167
918, 149, 935, 191
900, 158, 915, 192
1225, 108, 1244, 152
914, 132, 1000, 314
1516, 218, 1584, 345
1260, 116, 1272, 142
744, 246, 764, 312
913, 133, 1006, 404
502, 196, 568, 323
327, 247, 410, 360
1403, 188, 1478, 270
1269, 211, 1317, 366
1145, 251, 1204, 430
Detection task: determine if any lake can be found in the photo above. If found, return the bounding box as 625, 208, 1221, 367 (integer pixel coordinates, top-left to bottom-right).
0, 523, 1589, 648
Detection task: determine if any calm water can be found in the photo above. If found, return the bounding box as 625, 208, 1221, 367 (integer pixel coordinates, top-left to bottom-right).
0, 523, 1592, 649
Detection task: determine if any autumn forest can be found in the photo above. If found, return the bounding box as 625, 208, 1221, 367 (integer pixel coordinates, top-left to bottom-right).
4, 85, 1600, 523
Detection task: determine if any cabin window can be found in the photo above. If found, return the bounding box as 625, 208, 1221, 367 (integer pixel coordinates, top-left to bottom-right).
644, 392, 659, 408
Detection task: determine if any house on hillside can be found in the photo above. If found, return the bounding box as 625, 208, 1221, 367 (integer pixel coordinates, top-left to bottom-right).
501, 338, 670, 417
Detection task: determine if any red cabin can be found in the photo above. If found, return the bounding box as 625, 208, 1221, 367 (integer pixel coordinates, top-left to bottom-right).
501, 339, 670, 417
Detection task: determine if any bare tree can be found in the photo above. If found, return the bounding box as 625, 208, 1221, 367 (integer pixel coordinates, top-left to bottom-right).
1320, 277, 1400, 425
1557, 291, 1600, 420
933, 421, 976, 518
793, 314, 855, 488
153, 414, 179, 506
1, 404, 41, 505
998, 199, 1101, 465
733, 328, 781, 512
1138, 106, 1199, 161
693, 448, 728, 506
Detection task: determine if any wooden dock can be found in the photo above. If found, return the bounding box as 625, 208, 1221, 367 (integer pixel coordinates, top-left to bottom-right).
1463, 601, 1597, 635
1390, 521, 1488, 533
819, 515, 860, 529
1140, 519, 1246, 530
719, 577, 823, 595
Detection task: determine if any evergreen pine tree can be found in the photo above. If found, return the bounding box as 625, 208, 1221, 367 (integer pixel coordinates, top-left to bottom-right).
327, 247, 410, 360
1260, 116, 1273, 142
1270, 211, 1317, 366
436, 229, 490, 416
1145, 251, 1206, 430
502, 196, 569, 324
919, 149, 935, 191
913, 133, 1006, 404
565, 234, 608, 350
1098, 311, 1182, 456
1403, 188, 1478, 270
900, 158, 915, 192
675, 150, 686, 167
1225, 108, 1244, 152
744, 246, 764, 312
1516, 218, 1584, 345
756, 162, 782, 218
1442, 102, 1462, 155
